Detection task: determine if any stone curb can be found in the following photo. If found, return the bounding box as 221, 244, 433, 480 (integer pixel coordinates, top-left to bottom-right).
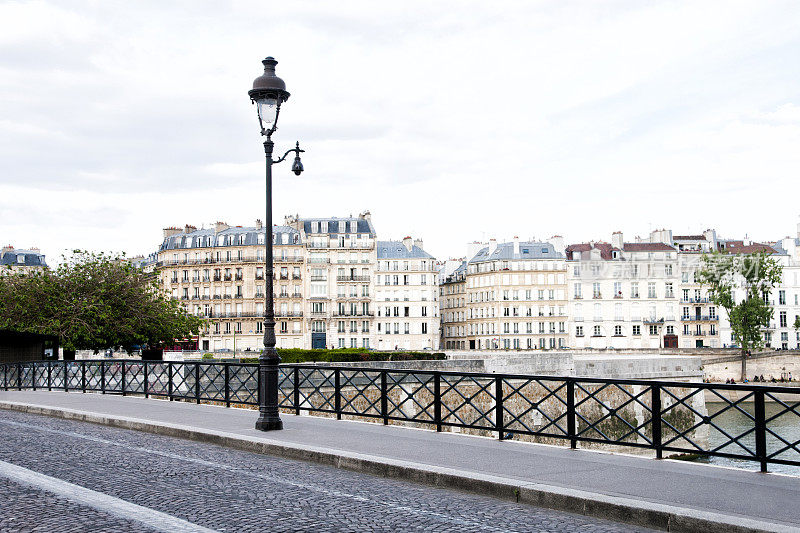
0, 400, 792, 533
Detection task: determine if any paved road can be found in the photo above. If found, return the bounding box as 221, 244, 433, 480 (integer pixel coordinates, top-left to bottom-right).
0, 410, 653, 532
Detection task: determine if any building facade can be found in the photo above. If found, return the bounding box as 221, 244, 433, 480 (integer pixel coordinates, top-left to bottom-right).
374, 237, 440, 350
566, 233, 680, 349
454, 239, 569, 350
440, 261, 467, 350
156, 212, 443, 352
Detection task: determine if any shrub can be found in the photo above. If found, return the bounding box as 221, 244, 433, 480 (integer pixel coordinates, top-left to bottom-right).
238, 349, 445, 365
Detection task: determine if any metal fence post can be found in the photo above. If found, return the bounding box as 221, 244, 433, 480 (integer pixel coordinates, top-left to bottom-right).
47, 361, 52, 391
121, 361, 127, 396
17, 363, 22, 390
567, 379, 576, 449
334, 368, 341, 420
143, 362, 149, 398
2, 364, 6, 391
81, 361, 86, 393
652, 385, 662, 459
434, 372, 442, 432
381, 371, 388, 425
224, 363, 230, 408
195, 363, 200, 404
755, 389, 768, 473
63, 361, 69, 392
100, 361, 105, 394
30, 363, 36, 391
168, 362, 174, 401
495, 376, 504, 440
293, 367, 300, 415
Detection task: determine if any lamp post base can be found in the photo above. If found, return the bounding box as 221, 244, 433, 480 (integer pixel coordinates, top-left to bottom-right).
255, 416, 283, 431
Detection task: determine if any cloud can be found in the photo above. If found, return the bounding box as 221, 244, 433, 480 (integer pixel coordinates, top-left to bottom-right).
1, 1, 800, 263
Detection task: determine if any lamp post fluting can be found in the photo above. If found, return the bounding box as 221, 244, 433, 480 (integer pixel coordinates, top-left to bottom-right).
249, 56, 304, 431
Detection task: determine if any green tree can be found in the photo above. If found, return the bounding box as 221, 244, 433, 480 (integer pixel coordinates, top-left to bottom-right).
697, 251, 782, 381
0, 251, 204, 353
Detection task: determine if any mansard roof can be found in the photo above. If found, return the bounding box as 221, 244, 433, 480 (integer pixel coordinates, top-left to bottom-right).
0, 249, 47, 267
377, 241, 433, 260
468, 242, 562, 263
302, 217, 375, 236
160, 225, 301, 251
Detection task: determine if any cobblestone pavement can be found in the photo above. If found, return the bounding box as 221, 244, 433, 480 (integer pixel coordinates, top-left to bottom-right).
0, 410, 656, 532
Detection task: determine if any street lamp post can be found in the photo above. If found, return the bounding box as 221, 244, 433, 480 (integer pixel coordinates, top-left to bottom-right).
249, 56, 304, 431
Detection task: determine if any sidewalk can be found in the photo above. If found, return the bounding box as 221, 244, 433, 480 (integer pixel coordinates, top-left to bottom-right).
1, 390, 797, 533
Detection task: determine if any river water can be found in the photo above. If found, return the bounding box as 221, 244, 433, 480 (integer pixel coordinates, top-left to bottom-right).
695, 401, 800, 476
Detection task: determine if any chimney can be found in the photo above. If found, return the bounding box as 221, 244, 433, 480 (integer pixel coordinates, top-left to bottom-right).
360, 210, 372, 223
488, 238, 497, 255
611, 231, 623, 250
402, 236, 413, 252
549, 235, 565, 255
256, 219, 263, 230
513, 236, 520, 256
29, 247, 40, 254
413, 238, 423, 251
184, 224, 197, 234
214, 221, 229, 233
162, 227, 182, 239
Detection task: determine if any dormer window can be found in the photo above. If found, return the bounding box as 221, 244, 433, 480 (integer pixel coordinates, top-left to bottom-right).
16, 255, 25, 264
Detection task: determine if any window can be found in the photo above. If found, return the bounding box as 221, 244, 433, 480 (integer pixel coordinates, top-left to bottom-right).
779, 290, 786, 305
780, 311, 787, 328
649, 325, 658, 335
593, 325, 602, 336
630, 283, 639, 298
648, 282, 656, 299
576, 326, 584, 337
665, 264, 673, 276
574, 284, 582, 299
632, 325, 641, 336
592, 283, 601, 298
614, 325, 622, 336
422, 323, 428, 334
665, 283, 673, 298
613, 282, 622, 298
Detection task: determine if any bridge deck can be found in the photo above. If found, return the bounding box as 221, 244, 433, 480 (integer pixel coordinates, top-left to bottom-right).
1, 390, 798, 532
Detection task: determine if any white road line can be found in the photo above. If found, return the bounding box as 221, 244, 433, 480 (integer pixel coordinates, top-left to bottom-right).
0, 459, 218, 533
0, 417, 521, 533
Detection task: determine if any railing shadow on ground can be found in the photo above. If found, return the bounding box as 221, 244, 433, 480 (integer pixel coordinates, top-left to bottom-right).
3, 359, 800, 473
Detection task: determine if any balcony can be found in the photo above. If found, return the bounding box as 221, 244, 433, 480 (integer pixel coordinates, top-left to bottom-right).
337, 275, 370, 282
292, 292, 303, 298
292, 274, 302, 280
235, 275, 243, 281
680, 315, 718, 322
311, 275, 327, 281
171, 279, 179, 284
255, 275, 264, 280
192, 277, 200, 282
213, 295, 222, 300
275, 256, 303, 263
275, 311, 304, 318
213, 275, 222, 281
223, 275, 233, 281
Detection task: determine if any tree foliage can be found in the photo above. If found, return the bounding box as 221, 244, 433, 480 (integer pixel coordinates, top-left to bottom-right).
696, 251, 782, 380
0, 251, 204, 351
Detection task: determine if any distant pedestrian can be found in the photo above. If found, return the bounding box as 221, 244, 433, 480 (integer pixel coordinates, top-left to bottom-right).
790, 372, 793, 382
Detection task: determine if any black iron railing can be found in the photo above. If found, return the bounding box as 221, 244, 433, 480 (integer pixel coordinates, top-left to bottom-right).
3, 360, 800, 472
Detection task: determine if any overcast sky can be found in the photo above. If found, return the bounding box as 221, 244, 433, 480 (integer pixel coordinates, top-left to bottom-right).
2, 1, 800, 264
